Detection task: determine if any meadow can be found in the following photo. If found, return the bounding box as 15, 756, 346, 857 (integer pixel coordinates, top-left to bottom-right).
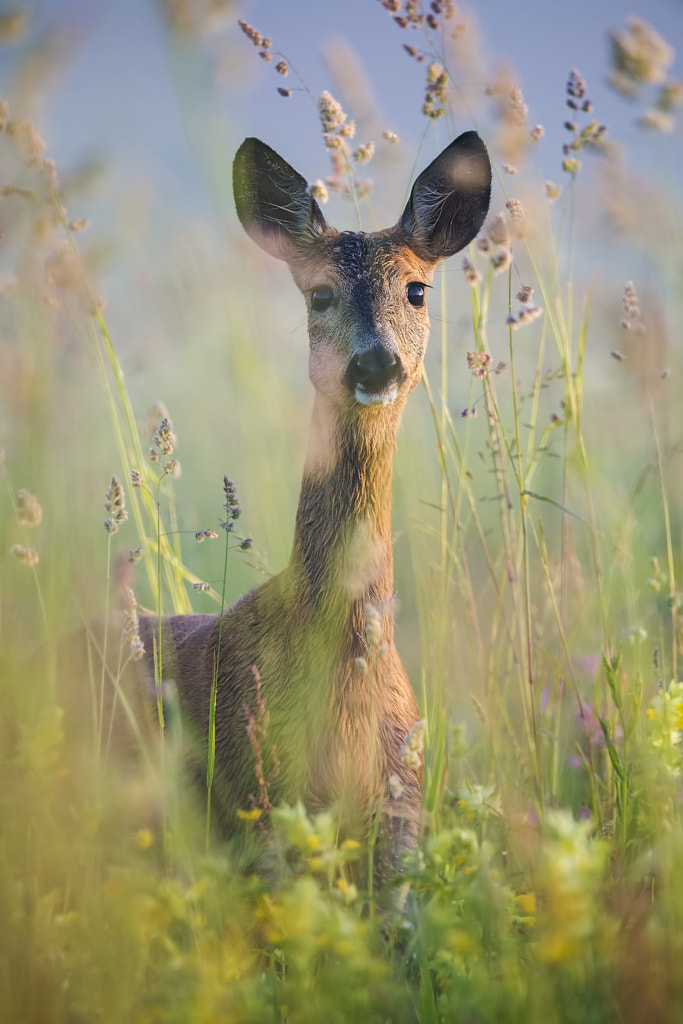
1, 3, 683, 1021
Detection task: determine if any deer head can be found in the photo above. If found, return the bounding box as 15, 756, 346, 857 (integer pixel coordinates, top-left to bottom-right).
233, 132, 491, 421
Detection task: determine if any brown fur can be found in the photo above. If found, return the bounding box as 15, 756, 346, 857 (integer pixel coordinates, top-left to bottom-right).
59, 133, 491, 878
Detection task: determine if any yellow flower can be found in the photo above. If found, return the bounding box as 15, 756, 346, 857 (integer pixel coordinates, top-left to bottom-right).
236, 807, 262, 821
676, 701, 683, 729
646, 708, 656, 720
136, 828, 154, 850
517, 891, 536, 914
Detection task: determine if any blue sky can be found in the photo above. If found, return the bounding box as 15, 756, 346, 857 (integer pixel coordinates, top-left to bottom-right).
3, 0, 681, 221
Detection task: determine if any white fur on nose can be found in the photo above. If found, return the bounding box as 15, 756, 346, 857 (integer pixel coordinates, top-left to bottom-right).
354, 384, 398, 406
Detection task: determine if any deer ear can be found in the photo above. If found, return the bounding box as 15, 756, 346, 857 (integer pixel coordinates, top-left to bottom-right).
233, 138, 329, 261
398, 131, 492, 262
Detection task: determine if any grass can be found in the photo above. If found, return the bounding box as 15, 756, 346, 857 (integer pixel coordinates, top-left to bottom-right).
1, 5, 683, 1023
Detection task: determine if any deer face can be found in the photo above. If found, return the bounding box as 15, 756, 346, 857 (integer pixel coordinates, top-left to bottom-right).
233, 133, 492, 414
288, 229, 438, 411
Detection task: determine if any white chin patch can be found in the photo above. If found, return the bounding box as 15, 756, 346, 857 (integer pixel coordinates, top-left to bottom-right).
354, 385, 399, 407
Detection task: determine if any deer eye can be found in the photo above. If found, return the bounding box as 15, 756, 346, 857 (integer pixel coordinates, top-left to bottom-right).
407, 282, 426, 308
311, 287, 334, 313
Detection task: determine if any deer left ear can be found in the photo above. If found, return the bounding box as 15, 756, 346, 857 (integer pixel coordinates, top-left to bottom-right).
233, 137, 329, 261
398, 131, 492, 263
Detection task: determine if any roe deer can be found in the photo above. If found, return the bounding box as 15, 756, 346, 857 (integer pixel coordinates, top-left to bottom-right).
69, 132, 491, 875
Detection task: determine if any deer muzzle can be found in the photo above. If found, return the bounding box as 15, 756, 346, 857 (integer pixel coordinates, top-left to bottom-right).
344, 346, 405, 406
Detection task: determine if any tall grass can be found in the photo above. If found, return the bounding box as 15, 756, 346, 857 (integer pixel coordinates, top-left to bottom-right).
1, 6, 683, 1022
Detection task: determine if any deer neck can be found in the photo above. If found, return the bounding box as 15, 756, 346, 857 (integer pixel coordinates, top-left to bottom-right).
288, 393, 399, 618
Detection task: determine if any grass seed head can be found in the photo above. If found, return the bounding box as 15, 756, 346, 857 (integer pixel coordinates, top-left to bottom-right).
506, 198, 529, 239
10, 543, 39, 567
399, 719, 425, 769
104, 476, 127, 534
15, 489, 42, 527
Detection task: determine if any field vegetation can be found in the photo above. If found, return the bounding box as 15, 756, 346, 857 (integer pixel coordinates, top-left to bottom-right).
1, 3, 683, 1021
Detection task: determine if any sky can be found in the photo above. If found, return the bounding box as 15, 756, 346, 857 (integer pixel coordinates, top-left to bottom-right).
0, 0, 681, 363
2, 0, 682, 221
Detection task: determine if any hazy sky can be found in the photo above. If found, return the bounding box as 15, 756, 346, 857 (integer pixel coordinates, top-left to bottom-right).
3, 0, 681, 220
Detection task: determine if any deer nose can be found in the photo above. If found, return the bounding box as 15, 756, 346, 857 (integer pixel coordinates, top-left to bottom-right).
344, 346, 404, 396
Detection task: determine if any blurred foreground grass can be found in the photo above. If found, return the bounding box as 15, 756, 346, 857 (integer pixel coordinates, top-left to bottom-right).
2, 5, 683, 1022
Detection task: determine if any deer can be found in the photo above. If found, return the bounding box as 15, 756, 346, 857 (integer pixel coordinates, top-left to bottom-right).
61, 131, 491, 879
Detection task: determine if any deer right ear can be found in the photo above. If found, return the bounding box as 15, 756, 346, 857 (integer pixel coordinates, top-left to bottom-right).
398, 131, 492, 263
233, 138, 329, 261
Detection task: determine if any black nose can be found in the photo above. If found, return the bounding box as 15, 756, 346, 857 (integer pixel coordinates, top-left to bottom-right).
344, 347, 403, 395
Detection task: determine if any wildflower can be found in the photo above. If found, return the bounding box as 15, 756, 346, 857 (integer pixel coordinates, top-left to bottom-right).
10, 543, 39, 567
339, 120, 356, 139
382, 130, 399, 143
104, 476, 127, 535
136, 828, 154, 849
275, 59, 288, 76
15, 489, 42, 527
277, 88, 292, 98
163, 458, 179, 476
503, 163, 518, 174
461, 407, 477, 419
239, 537, 253, 551
399, 719, 425, 769
506, 198, 529, 239
364, 603, 382, 648
545, 181, 562, 201
352, 142, 375, 165
236, 807, 262, 822
193, 582, 211, 592
309, 180, 328, 203
530, 124, 544, 140
467, 351, 493, 378
130, 468, 143, 488
517, 285, 533, 304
